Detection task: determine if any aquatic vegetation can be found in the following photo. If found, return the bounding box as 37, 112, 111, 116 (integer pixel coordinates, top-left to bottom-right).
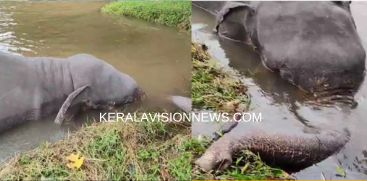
102, 1, 191, 31
192, 43, 250, 112
0, 115, 191, 180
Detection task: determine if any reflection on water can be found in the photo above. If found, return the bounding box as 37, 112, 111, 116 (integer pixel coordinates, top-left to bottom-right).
0, 5, 32, 53
0, 2, 190, 162
192, 3, 367, 179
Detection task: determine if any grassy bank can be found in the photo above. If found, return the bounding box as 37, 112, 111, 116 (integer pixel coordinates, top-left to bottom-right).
0, 116, 194, 180
191, 42, 290, 180
102, 1, 191, 31
192, 43, 250, 112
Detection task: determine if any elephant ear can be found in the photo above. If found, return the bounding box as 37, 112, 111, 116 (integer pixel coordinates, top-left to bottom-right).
214, 2, 255, 33
54, 85, 89, 125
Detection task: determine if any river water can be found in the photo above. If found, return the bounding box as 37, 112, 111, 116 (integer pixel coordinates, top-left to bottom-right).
0, 2, 190, 163
192, 2, 367, 179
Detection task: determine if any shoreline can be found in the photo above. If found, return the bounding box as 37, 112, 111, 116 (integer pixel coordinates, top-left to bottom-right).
102, 1, 191, 32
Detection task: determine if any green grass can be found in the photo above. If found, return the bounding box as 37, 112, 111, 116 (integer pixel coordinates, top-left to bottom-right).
102, 1, 191, 31
0, 114, 192, 180
192, 43, 250, 112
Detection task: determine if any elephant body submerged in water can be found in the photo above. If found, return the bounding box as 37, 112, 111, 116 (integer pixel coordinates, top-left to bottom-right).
194, 1, 366, 95
193, 1, 365, 173
0, 52, 143, 133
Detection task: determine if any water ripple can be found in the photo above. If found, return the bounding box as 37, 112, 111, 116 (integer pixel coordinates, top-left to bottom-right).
0, 5, 35, 54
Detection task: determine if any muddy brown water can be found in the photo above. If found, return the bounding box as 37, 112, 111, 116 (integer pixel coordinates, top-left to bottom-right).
192, 3, 367, 179
0, 2, 190, 163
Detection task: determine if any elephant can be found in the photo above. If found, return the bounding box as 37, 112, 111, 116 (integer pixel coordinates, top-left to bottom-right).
190, 6, 361, 170
0, 52, 143, 133
193, 1, 366, 96
169, 96, 192, 112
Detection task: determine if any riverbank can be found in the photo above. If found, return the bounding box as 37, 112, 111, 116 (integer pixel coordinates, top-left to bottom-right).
102, 1, 191, 32
192, 43, 250, 112
0, 116, 193, 180
191, 42, 290, 180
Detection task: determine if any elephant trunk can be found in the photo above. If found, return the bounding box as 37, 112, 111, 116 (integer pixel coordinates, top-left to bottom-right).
195, 127, 350, 172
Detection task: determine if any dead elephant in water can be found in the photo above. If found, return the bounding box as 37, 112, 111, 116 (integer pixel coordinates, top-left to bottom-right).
194, 1, 366, 96
0, 52, 143, 133
193, 1, 360, 173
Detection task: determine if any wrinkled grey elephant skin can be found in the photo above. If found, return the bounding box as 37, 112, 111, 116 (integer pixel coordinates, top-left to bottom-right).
0, 52, 142, 133
169, 96, 192, 113
194, 1, 366, 94
195, 126, 350, 172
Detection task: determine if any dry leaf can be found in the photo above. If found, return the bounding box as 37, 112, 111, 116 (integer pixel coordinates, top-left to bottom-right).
66, 152, 84, 170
